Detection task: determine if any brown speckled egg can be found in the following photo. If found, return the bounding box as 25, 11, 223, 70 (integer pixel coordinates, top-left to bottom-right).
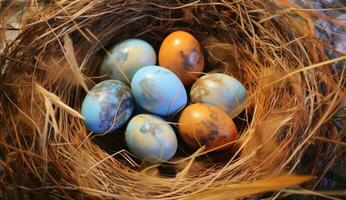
158, 31, 205, 86
178, 103, 238, 151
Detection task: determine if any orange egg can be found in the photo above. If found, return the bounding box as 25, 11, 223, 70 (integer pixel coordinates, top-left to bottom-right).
158, 31, 205, 86
178, 103, 238, 151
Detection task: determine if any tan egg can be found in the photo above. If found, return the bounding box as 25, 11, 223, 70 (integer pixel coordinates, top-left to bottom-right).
158, 31, 205, 86
178, 103, 238, 151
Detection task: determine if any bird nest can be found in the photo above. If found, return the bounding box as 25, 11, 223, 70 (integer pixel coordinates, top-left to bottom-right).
0, 0, 345, 199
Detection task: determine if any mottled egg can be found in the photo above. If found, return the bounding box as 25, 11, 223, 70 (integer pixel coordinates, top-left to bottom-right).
100, 39, 156, 83
158, 31, 204, 86
81, 80, 134, 134
178, 103, 238, 151
190, 73, 248, 117
131, 65, 187, 116
125, 114, 178, 162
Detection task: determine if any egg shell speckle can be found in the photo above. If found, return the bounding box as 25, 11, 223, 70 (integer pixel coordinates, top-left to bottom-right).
81, 80, 134, 133
100, 39, 156, 83
125, 114, 178, 162
158, 31, 204, 86
178, 103, 238, 151
190, 73, 248, 117
131, 65, 187, 116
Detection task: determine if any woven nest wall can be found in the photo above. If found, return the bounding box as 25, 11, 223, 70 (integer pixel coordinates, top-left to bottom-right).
0, 0, 345, 199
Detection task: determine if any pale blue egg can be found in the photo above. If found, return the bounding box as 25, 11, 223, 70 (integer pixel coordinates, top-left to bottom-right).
81, 80, 134, 133
100, 39, 156, 84
131, 65, 187, 116
125, 114, 177, 162
190, 73, 248, 117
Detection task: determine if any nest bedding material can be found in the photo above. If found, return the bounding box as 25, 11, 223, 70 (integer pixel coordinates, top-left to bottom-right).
0, 0, 345, 199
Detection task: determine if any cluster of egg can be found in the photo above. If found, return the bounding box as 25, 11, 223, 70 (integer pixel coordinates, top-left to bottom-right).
81, 31, 248, 162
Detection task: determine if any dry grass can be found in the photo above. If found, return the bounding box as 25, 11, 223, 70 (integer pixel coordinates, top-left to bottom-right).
0, 0, 345, 199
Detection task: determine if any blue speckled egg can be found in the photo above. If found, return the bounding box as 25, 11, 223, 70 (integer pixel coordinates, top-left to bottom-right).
100, 39, 156, 83
81, 80, 134, 134
190, 73, 248, 117
131, 65, 187, 116
125, 114, 177, 162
